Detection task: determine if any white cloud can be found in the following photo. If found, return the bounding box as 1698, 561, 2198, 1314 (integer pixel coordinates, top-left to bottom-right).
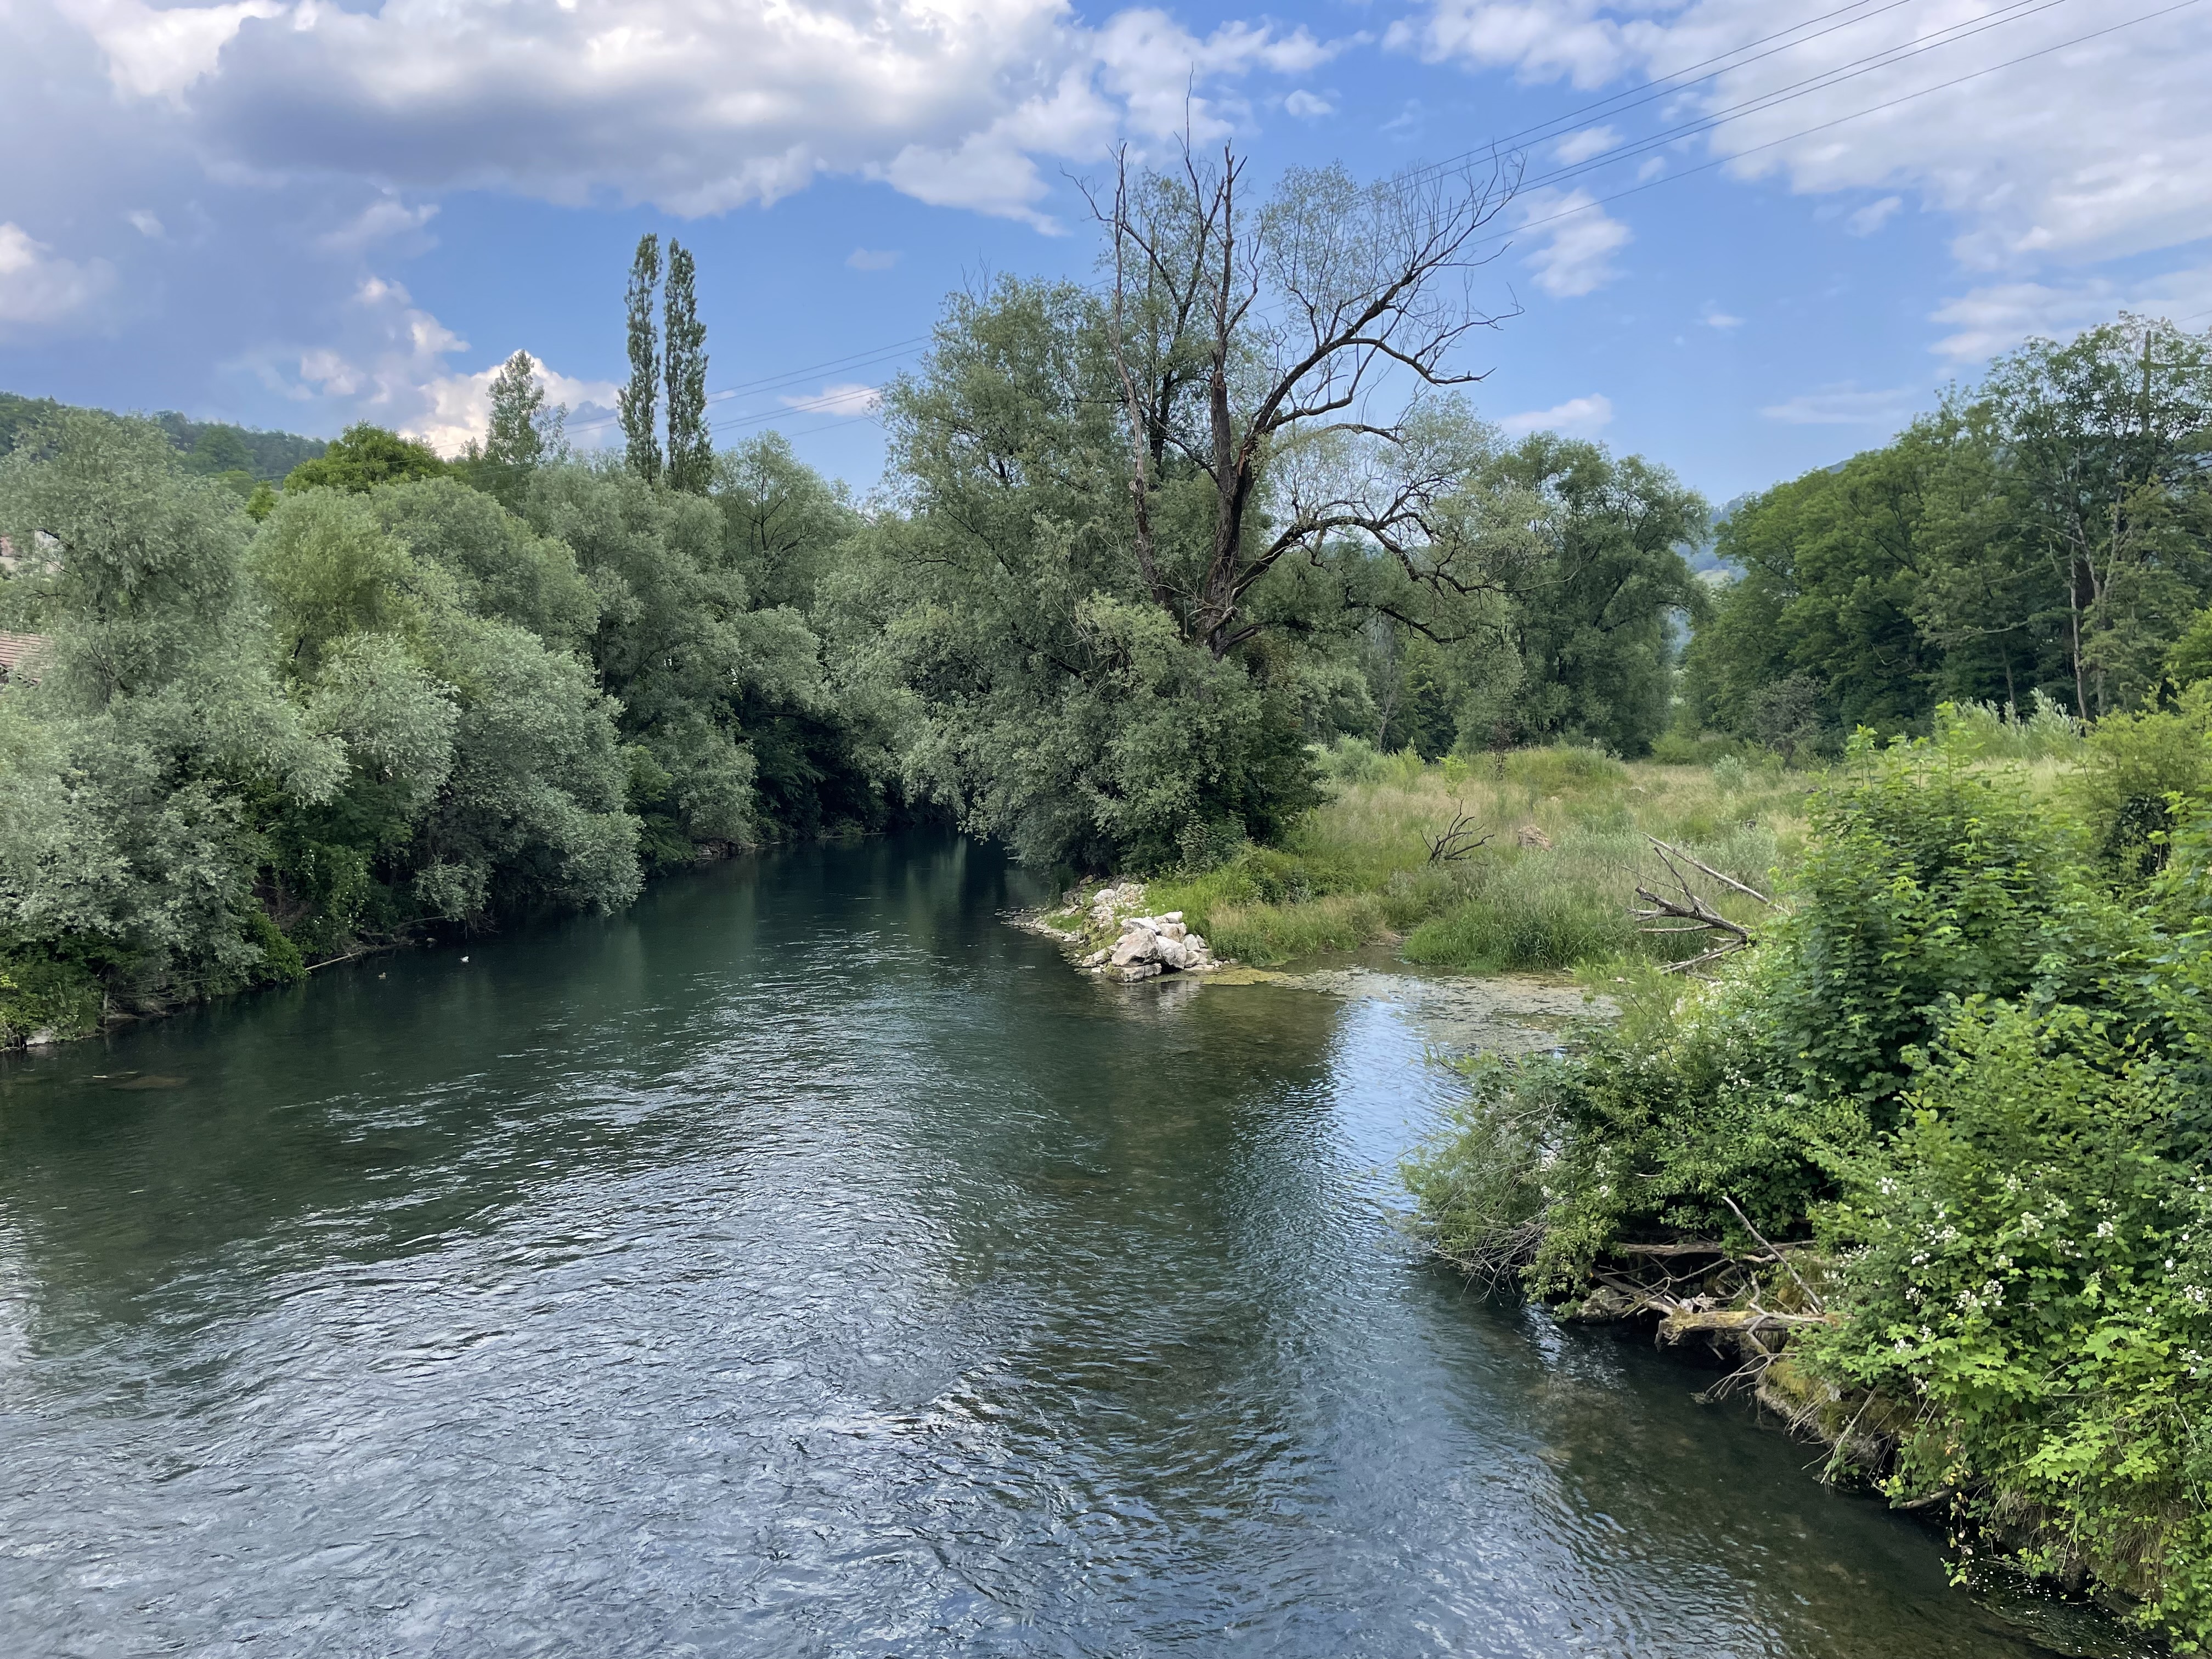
846, 247, 901, 271
253, 274, 616, 453
414, 354, 622, 456
1759, 385, 1916, 427
316, 197, 439, 256
1392, 0, 2212, 355
126, 209, 163, 238
1847, 195, 1903, 238
41, 0, 1346, 230
1387, 0, 1630, 88
1551, 123, 1618, 165
1515, 188, 1630, 297
0, 223, 116, 329
1929, 267, 2212, 363
1284, 89, 1335, 119
1701, 305, 1743, 330
780, 381, 882, 417
61, 0, 283, 100
1499, 392, 1612, 437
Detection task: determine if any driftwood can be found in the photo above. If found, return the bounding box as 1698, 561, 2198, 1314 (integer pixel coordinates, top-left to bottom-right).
1632, 837, 1778, 975
1425, 811, 1497, 864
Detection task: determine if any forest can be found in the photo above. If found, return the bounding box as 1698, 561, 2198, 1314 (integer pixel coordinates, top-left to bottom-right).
5, 153, 2212, 1641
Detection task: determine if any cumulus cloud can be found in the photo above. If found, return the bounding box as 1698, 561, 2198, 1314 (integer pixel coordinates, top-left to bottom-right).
0, 223, 117, 329
64, 0, 283, 100
1515, 188, 1630, 297
1392, 0, 2212, 354
42, 0, 1344, 228
250, 274, 614, 453
1759, 384, 1916, 427
1701, 305, 1743, 330
780, 382, 883, 417
414, 354, 622, 457
1499, 392, 1612, 437
1284, 89, 1335, 119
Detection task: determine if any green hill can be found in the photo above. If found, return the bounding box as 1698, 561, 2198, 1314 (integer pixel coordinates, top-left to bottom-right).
0, 391, 325, 501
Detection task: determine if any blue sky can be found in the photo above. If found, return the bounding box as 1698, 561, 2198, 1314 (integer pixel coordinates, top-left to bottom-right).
3, 0, 2208, 506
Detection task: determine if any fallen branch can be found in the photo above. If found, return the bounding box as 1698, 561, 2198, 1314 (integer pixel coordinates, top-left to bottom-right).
1721, 1193, 1825, 1313
1425, 810, 1497, 864
1632, 838, 1778, 975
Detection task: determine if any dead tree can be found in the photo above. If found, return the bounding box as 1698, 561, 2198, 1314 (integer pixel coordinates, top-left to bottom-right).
1425, 811, 1495, 863
1632, 837, 1776, 975
1087, 140, 1523, 658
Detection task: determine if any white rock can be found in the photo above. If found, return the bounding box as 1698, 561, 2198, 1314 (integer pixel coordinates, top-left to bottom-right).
24, 1028, 59, 1047
1163, 912, 1183, 923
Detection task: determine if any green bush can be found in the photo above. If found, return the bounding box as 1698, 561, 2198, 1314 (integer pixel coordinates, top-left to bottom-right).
1814, 996, 2212, 1634
1407, 736, 2212, 1640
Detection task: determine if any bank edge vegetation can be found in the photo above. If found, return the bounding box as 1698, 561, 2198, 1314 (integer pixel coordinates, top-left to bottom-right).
4, 146, 2212, 1640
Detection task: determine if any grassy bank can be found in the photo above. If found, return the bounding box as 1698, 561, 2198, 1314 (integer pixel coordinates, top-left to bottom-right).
1070, 741, 1816, 974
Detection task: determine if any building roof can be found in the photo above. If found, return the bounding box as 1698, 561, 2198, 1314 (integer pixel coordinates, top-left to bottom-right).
0, 630, 47, 681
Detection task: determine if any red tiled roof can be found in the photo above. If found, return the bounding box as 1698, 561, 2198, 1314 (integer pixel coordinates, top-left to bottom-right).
0, 630, 47, 681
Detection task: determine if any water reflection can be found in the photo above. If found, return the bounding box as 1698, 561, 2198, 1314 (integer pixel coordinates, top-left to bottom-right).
0, 834, 2137, 1656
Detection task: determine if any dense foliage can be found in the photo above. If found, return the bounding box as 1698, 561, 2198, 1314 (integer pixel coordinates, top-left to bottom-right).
1407, 715, 2212, 1641
0, 410, 882, 1037
1682, 315, 2212, 752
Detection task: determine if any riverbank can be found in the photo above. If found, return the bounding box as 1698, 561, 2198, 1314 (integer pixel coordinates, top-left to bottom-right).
1405, 726, 2212, 1649
1060, 743, 1813, 977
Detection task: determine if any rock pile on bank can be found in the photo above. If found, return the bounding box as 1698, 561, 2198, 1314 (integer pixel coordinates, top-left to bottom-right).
1080, 912, 1219, 981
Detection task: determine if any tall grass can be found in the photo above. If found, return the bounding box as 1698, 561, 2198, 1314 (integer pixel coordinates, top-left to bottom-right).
1135, 743, 1811, 973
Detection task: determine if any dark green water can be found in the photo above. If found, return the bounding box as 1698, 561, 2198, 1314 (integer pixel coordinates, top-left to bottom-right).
0, 836, 2134, 1657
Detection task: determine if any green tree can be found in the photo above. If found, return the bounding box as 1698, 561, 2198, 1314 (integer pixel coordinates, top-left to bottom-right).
0, 413, 342, 1019
663, 240, 711, 494
473, 349, 561, 511
1491, 435, 1706, 756
284, 424, 448, 494
618, 233, 662, 486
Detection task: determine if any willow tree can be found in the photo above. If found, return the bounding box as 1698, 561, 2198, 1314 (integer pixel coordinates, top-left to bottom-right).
852, 145, 1533, 869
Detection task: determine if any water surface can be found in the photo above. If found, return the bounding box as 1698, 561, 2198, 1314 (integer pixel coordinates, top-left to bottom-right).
0, 836, 2127, 1656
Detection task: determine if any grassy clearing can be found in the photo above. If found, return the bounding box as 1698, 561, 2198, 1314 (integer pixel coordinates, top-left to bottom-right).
1077, 743, 1818, 974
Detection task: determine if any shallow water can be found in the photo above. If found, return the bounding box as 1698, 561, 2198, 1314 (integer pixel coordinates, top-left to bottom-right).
0, 835, 2135, 1656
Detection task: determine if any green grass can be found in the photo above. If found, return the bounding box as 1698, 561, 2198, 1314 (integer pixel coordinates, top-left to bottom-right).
1124, 743, 1815, 974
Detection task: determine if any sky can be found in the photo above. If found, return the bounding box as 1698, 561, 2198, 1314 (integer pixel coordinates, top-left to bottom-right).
2, 0, 2208, 505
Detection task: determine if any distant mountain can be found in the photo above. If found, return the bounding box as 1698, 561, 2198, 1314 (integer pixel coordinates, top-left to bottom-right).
0, 392, 326, 499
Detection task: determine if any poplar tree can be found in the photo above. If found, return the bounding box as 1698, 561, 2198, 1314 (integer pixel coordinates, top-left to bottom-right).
662, 240, 712, 494
618, 234, 663, 484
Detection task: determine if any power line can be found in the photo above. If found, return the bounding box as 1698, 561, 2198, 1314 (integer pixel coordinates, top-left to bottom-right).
565, 335, 927, 436
1411, 0, 2074, 196
1469, 0, 2205, 252
1473, 0, 1931, 161
1493, 0, 2079, 200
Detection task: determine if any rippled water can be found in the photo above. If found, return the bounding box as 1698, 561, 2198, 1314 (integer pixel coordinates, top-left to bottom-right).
0, 836, 2131, 1656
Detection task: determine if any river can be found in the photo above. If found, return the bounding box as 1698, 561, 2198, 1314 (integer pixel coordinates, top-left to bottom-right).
0, 835, 2138, 1657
